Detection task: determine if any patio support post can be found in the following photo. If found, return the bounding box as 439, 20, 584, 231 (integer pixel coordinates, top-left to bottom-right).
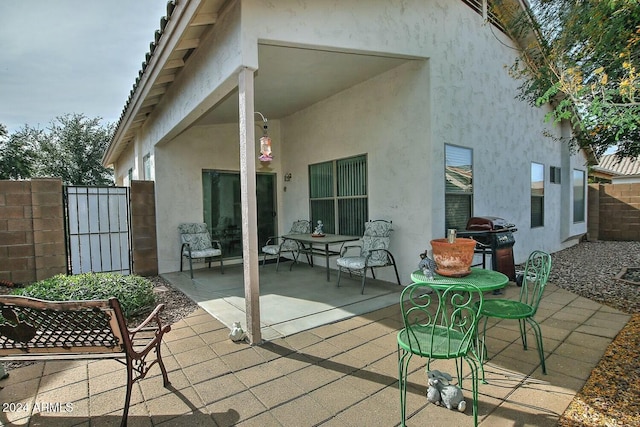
238, 67, 262, 344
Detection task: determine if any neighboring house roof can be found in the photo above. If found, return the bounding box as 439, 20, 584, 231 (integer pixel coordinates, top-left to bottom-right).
591, 154, 640, 179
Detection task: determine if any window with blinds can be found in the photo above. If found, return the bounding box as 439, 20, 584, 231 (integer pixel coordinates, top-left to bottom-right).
531, 162, 544, 227
309, 155, 367, 236
573, 169, 585, 223
445, 145, 473, 231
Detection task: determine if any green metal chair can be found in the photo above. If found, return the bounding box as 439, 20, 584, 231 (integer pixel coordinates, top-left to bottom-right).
397, 282, 484, 427
477, 250, 552, 381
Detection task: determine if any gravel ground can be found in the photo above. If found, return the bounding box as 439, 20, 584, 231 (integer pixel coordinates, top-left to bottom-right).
548, 241, 640, 427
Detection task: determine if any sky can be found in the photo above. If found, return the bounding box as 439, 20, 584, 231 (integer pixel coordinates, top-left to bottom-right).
0, 0, 168, 133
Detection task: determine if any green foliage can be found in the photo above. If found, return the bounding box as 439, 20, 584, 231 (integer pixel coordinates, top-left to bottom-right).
0, 124, 38, 180
498, 0, 640, 157
12, 273, 155, 319
0, 114, 114, 185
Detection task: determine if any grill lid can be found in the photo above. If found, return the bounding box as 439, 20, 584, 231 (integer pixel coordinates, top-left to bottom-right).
466, 216, 514, 231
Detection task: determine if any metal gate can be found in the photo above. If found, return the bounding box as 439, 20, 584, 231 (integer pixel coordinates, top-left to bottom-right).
64, 186, 132, 275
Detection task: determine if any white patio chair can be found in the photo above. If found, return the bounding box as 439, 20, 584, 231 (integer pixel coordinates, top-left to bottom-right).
261, 220, 311, 271
336, 219, 401, 294
178, 223, 224, 278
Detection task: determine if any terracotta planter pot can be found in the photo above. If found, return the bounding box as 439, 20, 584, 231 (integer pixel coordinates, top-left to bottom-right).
430, 238, 477, 277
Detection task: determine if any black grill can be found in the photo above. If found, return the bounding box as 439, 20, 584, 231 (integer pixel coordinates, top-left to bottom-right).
457, 216, 517, 281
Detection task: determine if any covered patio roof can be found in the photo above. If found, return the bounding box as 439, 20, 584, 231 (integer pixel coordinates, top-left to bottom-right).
103, 0, 413, 167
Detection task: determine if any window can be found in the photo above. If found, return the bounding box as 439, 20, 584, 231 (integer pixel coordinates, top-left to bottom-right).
445, 145, 473, 230
143, 153, 152, 180
309, 155, 367, 236
127, 168, 133, 187
573, 169, 585, 222
531, 162, 544, 227
550, 166, 561, 184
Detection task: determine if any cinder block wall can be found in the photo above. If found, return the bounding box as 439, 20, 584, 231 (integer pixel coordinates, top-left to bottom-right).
0, 179, 66, 284
593, 183, 640, 241
130, 181, 158, 276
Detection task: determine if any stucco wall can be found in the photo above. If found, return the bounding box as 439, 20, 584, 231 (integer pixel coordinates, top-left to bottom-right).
122, 0, 588, 276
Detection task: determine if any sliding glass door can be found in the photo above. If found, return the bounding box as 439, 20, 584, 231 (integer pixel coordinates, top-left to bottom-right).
203, 171, 276, 258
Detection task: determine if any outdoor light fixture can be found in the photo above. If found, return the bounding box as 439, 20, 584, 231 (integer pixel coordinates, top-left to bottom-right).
255, 112, 273, 163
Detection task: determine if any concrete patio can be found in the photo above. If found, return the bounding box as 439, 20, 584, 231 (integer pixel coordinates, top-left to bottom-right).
0, 263, 630, 426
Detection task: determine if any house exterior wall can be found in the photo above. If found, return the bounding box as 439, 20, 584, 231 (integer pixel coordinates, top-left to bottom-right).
116, 0, 588, 276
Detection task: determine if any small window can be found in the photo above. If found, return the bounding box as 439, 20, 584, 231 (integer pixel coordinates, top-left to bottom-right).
573, 169, 585, 222
127, 168, 133, 187
550, 166, 561, 184
143, 153, 152, 180
531, 162, 544, 227
445, 145, 473, 230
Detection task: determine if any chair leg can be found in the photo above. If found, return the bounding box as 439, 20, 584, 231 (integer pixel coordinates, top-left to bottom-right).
526, 317, 546, 374
188, 257, 194, 279
463, 355, 480, 427
337, 268, 342, 287
479, 316, 489, 383
121, 357, 134, 427
398, 347, 412, 427
392, 262, 401, 286
219, 257, 224, 274
360, 269, 367, 294
519, 319, 528, 350
290, 250, 301, 271
275, 253, 281, 272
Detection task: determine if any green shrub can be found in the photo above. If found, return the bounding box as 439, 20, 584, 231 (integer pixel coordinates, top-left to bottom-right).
12, 272, 155, 318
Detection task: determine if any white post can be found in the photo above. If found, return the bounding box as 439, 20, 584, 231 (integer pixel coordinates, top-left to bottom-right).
238, 67, 262, 344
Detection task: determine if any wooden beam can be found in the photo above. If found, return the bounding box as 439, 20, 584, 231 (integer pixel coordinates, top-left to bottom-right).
191, 13, 217, 26
155, 74, 175, 85
164, 59, 185, 69
176, 38, 200, 50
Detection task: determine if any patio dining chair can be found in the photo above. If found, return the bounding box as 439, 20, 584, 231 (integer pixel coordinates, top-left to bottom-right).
476, 250, 552, 381
397, 282, 484, 427
261, 220, 311, 271
178, 223, 224, 278
336, 219, 401, 294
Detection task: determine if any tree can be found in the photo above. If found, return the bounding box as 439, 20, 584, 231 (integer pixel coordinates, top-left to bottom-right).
35, 114, 115, 185
6, 114, 115, 185
0, 123, 38, 180
497, 0, 640, 158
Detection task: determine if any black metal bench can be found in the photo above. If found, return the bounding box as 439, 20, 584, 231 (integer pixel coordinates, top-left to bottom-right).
0, 295, 171, 427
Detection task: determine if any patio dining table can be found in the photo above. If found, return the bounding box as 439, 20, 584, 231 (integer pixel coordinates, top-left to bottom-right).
410, 267, 509, 292
284, 233, 360, 281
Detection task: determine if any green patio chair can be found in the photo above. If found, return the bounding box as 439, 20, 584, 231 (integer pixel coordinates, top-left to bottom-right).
397, 282, 484, 427
476, 250, 552, 380
178, 223, 224, 278
336, 219, 401, 294
261, 220, 311, 271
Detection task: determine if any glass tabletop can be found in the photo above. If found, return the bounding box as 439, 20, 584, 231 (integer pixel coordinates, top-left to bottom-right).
410, 267, 509, 291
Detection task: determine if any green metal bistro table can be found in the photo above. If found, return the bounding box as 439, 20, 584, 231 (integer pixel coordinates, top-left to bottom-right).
411, 267, 509, 292
284, 233, 360, 281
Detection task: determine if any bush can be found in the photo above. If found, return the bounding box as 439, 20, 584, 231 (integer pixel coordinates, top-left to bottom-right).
12, 272, 156, 318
